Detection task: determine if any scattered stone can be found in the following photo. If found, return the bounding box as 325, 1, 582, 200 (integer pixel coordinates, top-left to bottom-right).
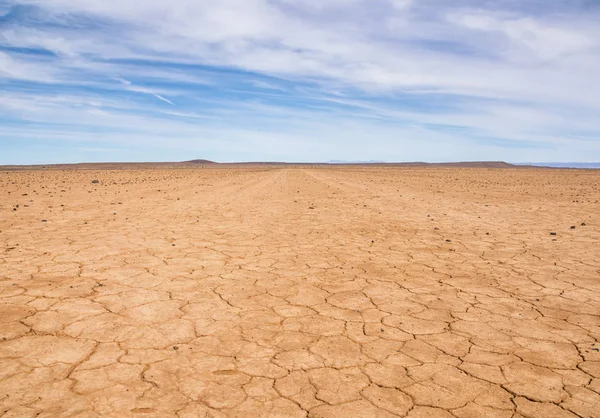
581, 222, 586, 226
91, 180, 100, 184
446, 239, 452, 242
173, 346, 179, 350
570, 226, 576, 229
41, 220, 47, 223
550, 232, 557, 236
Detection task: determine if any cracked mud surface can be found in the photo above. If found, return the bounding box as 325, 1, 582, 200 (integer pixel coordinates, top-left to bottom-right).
1, 166, 599, 417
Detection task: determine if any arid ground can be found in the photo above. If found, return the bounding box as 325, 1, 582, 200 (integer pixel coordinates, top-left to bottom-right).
1, 166, 599, 417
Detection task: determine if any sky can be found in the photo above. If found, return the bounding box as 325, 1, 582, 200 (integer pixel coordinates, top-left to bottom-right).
1, 0, 599, 164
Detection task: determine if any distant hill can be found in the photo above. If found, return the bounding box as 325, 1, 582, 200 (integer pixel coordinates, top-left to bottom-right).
183, 159, 217, 164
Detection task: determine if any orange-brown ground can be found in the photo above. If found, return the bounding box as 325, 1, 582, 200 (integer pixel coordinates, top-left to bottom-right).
1, 166, 599, 417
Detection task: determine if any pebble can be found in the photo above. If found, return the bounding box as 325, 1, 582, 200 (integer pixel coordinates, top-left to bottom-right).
91, 180, 100, 184
550, 232, 557, 236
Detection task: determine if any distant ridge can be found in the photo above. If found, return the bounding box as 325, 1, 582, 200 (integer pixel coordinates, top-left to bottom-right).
328, 160, 385, 164
3, 160, 589, 170
184, 159, 217, 164
359, 161, 516, 168
515, 162, 600, 169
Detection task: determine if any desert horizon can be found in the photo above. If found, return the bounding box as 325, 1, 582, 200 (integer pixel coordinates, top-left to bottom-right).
2, 160, 599, 171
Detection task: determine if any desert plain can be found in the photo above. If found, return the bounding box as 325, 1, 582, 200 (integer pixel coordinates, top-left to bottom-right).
0, 165, 599, 418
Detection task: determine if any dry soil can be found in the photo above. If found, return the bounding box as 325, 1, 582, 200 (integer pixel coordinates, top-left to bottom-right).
1, 166, 599, 417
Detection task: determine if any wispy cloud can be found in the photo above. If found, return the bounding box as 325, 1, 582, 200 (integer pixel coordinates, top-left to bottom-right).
114, 76, 174, 105
1, 0, 599, 163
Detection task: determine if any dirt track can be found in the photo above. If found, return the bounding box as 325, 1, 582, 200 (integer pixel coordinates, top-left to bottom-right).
1, 167, 599, 417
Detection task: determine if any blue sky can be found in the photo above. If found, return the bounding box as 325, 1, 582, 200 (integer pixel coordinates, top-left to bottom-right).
1, 0, 599, 164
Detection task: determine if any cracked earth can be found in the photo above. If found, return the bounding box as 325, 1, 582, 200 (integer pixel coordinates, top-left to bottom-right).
1, 166, 599, 417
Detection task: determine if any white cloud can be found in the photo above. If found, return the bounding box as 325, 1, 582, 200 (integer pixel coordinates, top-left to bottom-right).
1, 0, 600, 161
452, 12, 596, 61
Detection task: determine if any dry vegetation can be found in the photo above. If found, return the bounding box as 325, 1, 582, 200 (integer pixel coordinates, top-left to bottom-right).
1, 166, 599, 417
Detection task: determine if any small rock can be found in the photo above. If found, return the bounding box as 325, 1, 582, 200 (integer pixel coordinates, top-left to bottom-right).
550, 232, 557, 236
581, 222, 586, 226
41, 220, 47, 223
570, 226, 576, 229
446, 239, 452, 243
173, 346, 179, 351
91, 180, 100, 184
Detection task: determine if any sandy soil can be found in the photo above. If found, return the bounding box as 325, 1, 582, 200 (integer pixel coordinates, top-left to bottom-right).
1, 166, 599, 417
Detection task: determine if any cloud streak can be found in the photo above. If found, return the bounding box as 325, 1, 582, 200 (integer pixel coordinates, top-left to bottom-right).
114, 76, 175, 105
